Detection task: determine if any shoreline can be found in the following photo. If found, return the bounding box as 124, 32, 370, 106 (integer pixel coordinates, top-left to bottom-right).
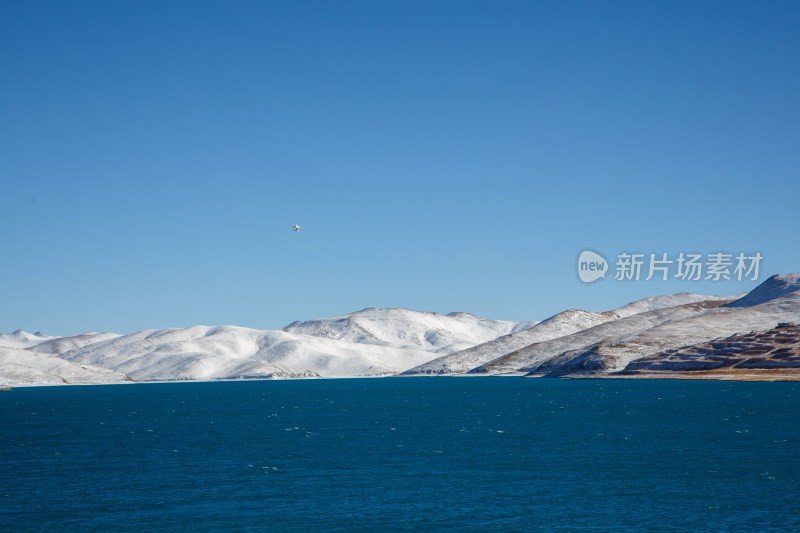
5, 369, 800, 390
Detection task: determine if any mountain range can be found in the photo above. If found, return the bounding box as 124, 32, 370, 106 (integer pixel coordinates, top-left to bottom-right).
2, 273, 799, 387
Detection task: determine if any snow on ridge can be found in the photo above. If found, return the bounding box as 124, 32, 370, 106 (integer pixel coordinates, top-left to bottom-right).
611, 293, 736, 318
403, 292, 733, 375
0, 345, 132, 387
0, 329, 59, 349
46, 308, 526, 383
501, 299, 733, 376
282, 307, 521, 353
30, 332, 122, 355
56, 319, 438, 381
510, 320, 540, 333
536, 289, 800, 377
519, 273, 800, 378
404, 308, 613, 375
0, 307, 542, 383
725, 273, 800, 308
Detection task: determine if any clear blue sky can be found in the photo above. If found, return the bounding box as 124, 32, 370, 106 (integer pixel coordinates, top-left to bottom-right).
2, 1, 799, 336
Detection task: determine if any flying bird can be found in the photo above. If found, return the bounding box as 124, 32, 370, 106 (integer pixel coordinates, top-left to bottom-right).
291, 224, 304, 232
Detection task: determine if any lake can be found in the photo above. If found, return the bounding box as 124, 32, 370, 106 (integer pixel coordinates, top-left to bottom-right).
2, 377, 799, 531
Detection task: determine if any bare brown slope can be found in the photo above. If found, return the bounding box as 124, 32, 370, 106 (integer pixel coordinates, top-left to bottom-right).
614, 323, 800, 380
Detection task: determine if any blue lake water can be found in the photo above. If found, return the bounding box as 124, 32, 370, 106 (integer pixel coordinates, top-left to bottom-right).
2, 377, 799, 532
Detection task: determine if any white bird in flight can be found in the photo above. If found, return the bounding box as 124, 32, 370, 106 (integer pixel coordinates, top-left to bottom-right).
291, 224, 304, 232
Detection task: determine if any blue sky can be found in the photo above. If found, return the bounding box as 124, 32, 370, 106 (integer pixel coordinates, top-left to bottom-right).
2, 1, 799, 336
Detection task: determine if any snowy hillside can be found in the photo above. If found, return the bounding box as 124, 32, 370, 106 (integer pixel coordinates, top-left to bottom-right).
0, 329, 58, 349
472, 299, 732, 375
611, 293, 737, 318
0, 345, 131, 387
404, 309, 615, 375
31, 332, 122, 354
528, 274, 800, 377
404, 293, 730, 375
56, 325, 418, 380
4, 309, 529, 384
283, 307, 528, 353
724, 272, 800, 308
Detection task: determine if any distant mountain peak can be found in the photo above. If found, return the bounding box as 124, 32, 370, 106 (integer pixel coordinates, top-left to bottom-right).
726, 272, 800, 308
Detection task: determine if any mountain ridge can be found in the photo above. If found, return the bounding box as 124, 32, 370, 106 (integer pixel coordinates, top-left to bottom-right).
2, 274, 798, 386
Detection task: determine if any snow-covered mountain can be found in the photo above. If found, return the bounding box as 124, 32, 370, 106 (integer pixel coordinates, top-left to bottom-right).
403, 293, 732, 375
57, 325, 410, 380
0, 345, 132, 387
31, 332, 122, 354
2, 273, 798, 386
283, 307, 529, 353
56, 326, 332, 381
403, 309, 616, 375
0, 329, 58, 349
0, 309, 529, 385
525, 274, 800, 377
725, 272, 800, 308
57, 310, 526, 381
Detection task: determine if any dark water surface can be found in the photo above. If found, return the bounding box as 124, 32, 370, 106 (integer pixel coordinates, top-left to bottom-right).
2, 378, 799, 531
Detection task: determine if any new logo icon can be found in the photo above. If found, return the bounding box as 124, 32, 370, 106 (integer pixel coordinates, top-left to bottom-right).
578, 250, 608, 283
